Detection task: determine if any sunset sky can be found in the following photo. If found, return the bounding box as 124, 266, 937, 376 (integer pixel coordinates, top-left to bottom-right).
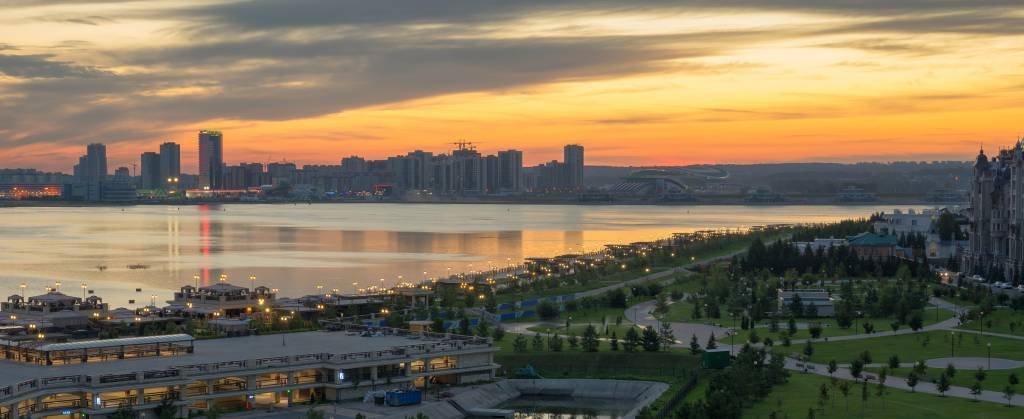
1, 0, 1023, 173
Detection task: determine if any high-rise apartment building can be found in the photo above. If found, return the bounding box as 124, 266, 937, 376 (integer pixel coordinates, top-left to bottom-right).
140, 151, 161, 190
159, 142, 181, 189
564, 144, 584, 190
74, 143, 108, 183
497, 150, 523, 192
963, 142, 1024, 281
198, 130, 224, 189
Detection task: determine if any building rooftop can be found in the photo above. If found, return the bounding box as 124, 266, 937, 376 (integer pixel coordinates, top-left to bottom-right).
0, 329, 491, 385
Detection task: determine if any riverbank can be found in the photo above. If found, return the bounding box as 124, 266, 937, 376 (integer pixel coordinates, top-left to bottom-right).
0, 197, 959, 208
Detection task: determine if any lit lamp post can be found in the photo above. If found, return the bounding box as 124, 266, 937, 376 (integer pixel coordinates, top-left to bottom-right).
249, 275, 256, 291
19, 283, 26, 301
81, 283, 88, 299
193, 275, 200, 288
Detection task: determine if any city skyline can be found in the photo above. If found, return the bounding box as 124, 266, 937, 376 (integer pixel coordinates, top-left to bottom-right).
2, 1, 1023, 171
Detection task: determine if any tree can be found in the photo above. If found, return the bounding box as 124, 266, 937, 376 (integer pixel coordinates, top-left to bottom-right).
971, 381, 983, 401
827, 359, 838, 377
476, 321, 489, 337
937, 373, 951, 396
808, 323, 823, 339
876, 367, 888, 410
582, 325, 600, 352
513, 334, 528, 352
624, 327, 640, 352
859, 350, 872, 365
850, 359, 864, 378
749, 329, 760, 344
547, 334, 563, 352
1004, 385, 1016, 407
655, 293, 670, 315
860, 380, 869, 417
838, 380, 851, 415
536, 301, 559, 320
689, 334, 702, 354
641, 326, 661, 352
610, 331, 619, 350
1010, 372, 1019, 387
802, 341, 814, 358
818, 383, 829, 411
706, 332, 718, 350
492, 325, 506, 341
531, 332, 544, 351
975, 367, 987, 384
908, 312, 924, 331
306, 408, 326, 419
945, 363, 957, 379
890, 321, 900, 334
658, 322, 675, 350
788, 317, 798, 335
567, 333, 579, 349
887, 354, 900, 369
906, 371, 919, 392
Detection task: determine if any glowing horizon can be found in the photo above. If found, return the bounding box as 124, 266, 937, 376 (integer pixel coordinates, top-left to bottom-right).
1, 1, 1022, 172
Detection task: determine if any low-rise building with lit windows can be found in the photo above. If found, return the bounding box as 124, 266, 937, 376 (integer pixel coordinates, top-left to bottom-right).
166, 283, 276, 318
1, 292, 109, 329
0, 326, 497, 418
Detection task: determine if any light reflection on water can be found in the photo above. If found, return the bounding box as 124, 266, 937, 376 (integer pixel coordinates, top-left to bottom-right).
0, 203, 918, 306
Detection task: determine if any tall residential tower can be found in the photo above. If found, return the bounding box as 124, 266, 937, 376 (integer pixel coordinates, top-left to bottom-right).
198, 130, 224, 189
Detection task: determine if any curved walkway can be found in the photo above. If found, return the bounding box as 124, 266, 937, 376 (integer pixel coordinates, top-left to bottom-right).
625, 295, 1024, 407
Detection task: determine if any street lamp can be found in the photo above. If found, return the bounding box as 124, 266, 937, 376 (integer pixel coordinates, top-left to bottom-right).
950, 331, 955, 357
988, 342, 992, 370
249, 275, 256, 291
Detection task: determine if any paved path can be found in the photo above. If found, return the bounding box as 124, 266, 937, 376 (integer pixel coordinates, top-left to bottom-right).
787, 358, 1024, 406
925, 357, 1024, 370
625, 300, 730, 347
625, 295, 1024, 406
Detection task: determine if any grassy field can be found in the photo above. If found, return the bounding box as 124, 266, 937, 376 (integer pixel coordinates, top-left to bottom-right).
495, 231, 778, 305
796, 330, 1024, 365
865, 365, 1024, 393
660, 300, 955, 344
958, 308, 1024, 336
743, 373, 1021, 419
526, 322, 638, 338
495, 267, 669, 304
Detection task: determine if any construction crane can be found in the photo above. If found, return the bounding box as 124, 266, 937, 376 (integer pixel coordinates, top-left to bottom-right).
451, 140, 476, 152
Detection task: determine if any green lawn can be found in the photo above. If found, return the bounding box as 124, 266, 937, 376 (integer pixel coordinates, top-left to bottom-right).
743, 373, 1021, 419
958, 308, 1024, 336
797, 330, 1024, 365
527, 323, 638, 338
495, 267, 669, 304
660, 303, 954, 345
865, 365, 1024, 394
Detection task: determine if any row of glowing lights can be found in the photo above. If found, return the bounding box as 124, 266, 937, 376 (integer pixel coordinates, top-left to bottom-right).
13, 240, 702, 326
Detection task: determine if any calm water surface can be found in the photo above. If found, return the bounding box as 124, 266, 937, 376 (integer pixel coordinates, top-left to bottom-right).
0, 203, 922, 306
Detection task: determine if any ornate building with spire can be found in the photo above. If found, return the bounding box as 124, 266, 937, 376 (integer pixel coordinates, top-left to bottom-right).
962, 141, 1024, 282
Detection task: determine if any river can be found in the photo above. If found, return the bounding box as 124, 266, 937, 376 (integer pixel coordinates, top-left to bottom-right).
0, 203, 927, 307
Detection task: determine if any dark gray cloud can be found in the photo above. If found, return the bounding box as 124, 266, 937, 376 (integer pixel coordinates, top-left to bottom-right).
2, 0, 1022, 158
0, 54, 112, 78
